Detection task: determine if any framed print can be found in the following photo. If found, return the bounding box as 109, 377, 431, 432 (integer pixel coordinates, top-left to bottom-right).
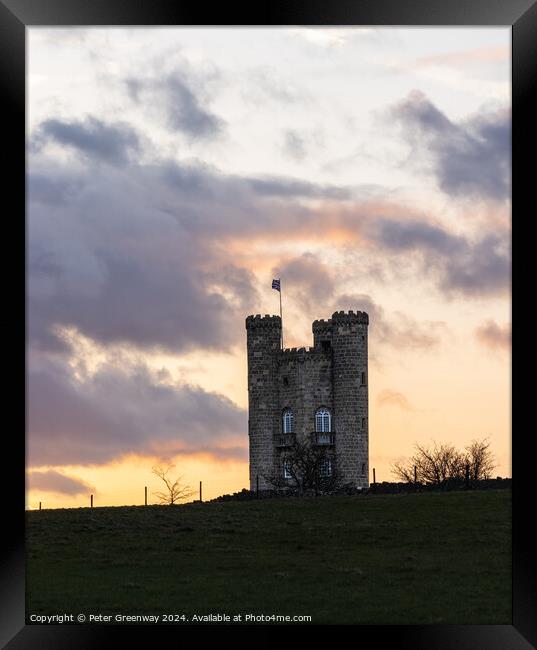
1, 0, 535, 647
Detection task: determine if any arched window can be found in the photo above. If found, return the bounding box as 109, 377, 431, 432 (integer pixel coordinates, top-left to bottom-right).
320, 459, 332, 477
282, 409, 294, 434
283, 459, 292, 479
315, 408, 331, 433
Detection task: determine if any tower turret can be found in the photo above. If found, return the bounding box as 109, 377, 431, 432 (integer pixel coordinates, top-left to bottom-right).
331, 310, 369, 488
245, 314, 282, 489
312, 318, 333, 351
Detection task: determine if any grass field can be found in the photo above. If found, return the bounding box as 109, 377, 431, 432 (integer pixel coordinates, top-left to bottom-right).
26, 490, 511, 625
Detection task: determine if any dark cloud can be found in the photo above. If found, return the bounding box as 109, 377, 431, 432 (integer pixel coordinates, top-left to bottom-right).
391, 90, 510, 201
441, 234, 510, 295
281, 128, 326, 163
204, 264, 259, 310
386, 312, 447, 350
28, 146, 370, 354
127, 72, 224, 139
246, 176, 350, 200
475, 320, 511, 351
158, 159, 349, 203
265, 266, 446, 351
28, 241, 243, 354
273, 253, 336, 312
34, 117, 140, 165
28, 470, 95, 496
161, 75, 224, 138
27, 358, 247, 468
336, 293, 447, 350
27, 160, 262, 354
372, 219, 460, 255
28, 173, 85, 205
369, 219, 510, 296
125, 78, 142, 101
27, 123, 508, 359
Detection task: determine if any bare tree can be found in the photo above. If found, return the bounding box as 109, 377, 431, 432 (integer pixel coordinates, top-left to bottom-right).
392, 438, 497, 485
465, 437, 496, 480
264, 438, 342, 496
392, 440, 466, 486
152, 464, 195, 505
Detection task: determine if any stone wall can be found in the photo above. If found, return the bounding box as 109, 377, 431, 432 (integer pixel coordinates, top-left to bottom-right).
276, 347, 333, 474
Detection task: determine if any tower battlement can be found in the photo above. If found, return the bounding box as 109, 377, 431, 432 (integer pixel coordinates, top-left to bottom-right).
281, 346, 309, 354
312, 318, 333, 333
245, 314, 282, 330
279, 346, 325, 360
331, 310, 369, 324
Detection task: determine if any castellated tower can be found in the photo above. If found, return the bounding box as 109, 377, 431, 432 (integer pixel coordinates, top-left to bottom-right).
245, 310, 369, 490
245, 315, 282, 490
330, 311, 369, 488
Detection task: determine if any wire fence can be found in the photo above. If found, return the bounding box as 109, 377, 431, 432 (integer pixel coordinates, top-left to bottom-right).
28, 467, 511, 510
28, 468, 380, 510
28, 477, 250, 511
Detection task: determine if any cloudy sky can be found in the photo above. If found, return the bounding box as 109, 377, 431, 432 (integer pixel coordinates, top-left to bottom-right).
27, 27, 511, 508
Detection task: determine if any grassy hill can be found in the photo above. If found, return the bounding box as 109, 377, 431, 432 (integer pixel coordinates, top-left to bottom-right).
26, 490, 511, 625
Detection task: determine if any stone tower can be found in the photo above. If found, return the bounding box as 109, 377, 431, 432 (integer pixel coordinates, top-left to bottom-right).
245, 314, 282, 490
245, 310, 369, 490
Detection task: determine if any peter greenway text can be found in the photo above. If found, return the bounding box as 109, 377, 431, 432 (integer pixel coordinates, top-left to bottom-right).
28, 613, 313, 624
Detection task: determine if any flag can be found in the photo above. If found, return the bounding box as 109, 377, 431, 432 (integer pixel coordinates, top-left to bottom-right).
272, 278, 281, 292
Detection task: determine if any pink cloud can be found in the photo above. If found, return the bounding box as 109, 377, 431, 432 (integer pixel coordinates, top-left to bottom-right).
376, 389, 413, 411
475, 320, 511, 351
28, 470, 95, 496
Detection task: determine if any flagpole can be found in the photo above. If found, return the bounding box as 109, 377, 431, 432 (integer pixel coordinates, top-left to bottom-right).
279, 278, 283, 349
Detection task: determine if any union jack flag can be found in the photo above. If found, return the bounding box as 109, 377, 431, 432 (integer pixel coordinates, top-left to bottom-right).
272, 278, 281, 291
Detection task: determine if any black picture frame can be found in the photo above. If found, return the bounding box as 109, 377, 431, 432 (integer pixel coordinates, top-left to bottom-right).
1, 1, 534, 647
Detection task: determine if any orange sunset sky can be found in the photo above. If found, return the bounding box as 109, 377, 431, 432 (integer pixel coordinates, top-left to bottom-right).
27, 27, 511, 508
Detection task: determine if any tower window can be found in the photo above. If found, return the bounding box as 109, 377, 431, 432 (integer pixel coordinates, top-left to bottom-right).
282, 409, 294, 434
283, 376, 289, 386
315, 408, 331, 433
321, 340, 331, 352
362, 417, 366, 429
361, 372, 366, 385
283, 459, 292, 479
320, 459, 332, 477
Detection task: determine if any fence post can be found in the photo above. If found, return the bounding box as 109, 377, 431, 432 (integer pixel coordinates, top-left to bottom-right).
199, 481, 202, 502
465, 463, 470, 490
373, 467, 376, 485
39, 502, 41, 511
414, 465, 417, 487
90, 494, 93, 508
256, 474, 259, 498
145, 486, 148, 506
